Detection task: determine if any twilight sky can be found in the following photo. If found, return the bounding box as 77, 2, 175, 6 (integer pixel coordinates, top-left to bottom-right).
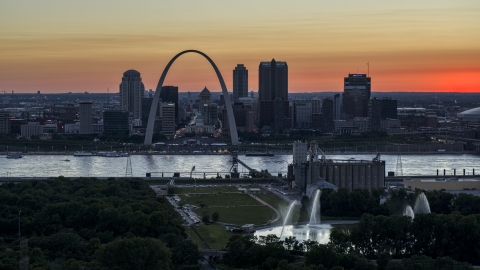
1, 0, 479, 93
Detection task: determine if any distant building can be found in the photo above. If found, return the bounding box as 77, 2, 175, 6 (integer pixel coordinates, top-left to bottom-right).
342, 74, 371, 119
200, 103, 218, 126
233, 64, 248, 102
79, 101, 93, 134
369, 97, 398, 131
21, 122, 43, 138
222, 103, 254, 136
65, 123, 80, 133
292, 100, 312, 129
199, 87, 211, 103
160, 102, 176, 139
381, 97, 397, 119
259, 59, 289, 132
333, 94, 342, 120
160, 86, 179, 121
398, 108, 437, 129
120, 70, 144, 119
238, 97, 253, 107
0, 111, 10, 134
321, 98, 334, 132
103, 110, 129, 134
368, 98, 383, 131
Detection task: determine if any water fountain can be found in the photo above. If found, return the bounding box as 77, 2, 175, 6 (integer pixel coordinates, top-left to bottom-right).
279, 200, 297, 238
403, 205, 415, 219
309, 189, 321, 226
414, 192, 431, 214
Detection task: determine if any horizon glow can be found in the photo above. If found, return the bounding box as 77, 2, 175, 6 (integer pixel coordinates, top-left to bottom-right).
0, 1, 479, 93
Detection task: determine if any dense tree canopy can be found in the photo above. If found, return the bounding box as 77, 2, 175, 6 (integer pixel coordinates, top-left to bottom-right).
0, 178, 199, 269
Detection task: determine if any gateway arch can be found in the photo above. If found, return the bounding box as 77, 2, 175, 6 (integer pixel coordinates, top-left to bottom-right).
144, 50, 239, 145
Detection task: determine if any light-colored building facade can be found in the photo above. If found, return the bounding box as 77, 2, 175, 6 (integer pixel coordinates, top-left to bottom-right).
21, 122, 43, 138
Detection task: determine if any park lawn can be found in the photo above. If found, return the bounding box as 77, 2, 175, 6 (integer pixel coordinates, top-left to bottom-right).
194, 205, 276, 225
175, 186, 239, 194
186, 226, 209, 249
179, 193, 262, 207
192, 224, 236, 249
255, 193, 290, 211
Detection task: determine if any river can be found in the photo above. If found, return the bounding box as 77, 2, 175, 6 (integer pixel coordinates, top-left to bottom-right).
1, 153, 479, 178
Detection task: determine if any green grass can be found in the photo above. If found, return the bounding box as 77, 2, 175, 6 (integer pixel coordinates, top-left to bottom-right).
186, 226, 209, 249
178, 193, 276, 225
194, 205, 276, 225
192, 224, 236, 249
179, 193, 262, 207
175, 186, 239, 194
256, 193, 290, 211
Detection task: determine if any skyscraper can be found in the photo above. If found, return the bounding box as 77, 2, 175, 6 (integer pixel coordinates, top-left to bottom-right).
258, 59, 289, 132
342, 74, 371, 119
120, 70, 145, 120
160, 86, 179, 121
0, 111, 10, 134
233, 64, 248, 102
79, 101, 93, 134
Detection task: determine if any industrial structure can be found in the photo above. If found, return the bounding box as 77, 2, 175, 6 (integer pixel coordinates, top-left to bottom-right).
291, 141, 385, 194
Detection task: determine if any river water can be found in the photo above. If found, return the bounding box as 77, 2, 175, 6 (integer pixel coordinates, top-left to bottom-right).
1, 153, 479, 178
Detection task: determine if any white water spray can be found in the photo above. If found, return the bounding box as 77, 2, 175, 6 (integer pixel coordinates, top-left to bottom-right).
280, 200, 297, 238
309, 189, 321, 225
414, 192, 431, 214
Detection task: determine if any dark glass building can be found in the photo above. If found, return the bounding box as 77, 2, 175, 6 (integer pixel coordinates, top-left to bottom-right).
233, 64, 248, 102
258, 59, 289, 131
103, 110, 129, 134
342, 74, 371, 119
160, 86, 179, 121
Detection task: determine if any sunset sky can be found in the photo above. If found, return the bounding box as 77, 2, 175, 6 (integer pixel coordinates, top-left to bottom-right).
1, 1, 479, 93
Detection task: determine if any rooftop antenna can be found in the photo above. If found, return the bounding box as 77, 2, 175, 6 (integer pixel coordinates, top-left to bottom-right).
367, 62, 370, 77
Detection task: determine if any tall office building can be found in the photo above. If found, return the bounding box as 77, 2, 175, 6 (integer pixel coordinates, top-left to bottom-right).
0, 111, 10, 134
79, 101, 93, 134
233, 64, 248, 102
120, 69, 145, 120
160, 102, 176, 139
342, 74, 371, 119
381, 97, 398, 119
259, 59, 289, 132
333, 94, 342, 120
160, 86, 179, 121
103, 110, 129, 134
368, 98, 383, 131
321, 98, 334, 132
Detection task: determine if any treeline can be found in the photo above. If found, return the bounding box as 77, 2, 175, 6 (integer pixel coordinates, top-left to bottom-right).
0, 178, 199, 269
222, 233, 473, 270
330, 213, 480, 265
300, 188, 480, 219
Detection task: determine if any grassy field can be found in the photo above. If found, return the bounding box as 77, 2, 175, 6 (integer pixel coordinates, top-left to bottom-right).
178, 192, 276, 225
256, 193, 290, 211
191, 224, 236, 249
186, 226, 209, 249
175, 186, 239, 194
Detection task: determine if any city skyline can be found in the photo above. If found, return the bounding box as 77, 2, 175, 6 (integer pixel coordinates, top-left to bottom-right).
1, 1, 479, 93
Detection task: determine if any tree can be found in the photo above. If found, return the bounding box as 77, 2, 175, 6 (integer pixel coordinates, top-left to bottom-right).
211, 212, 219, 222
202, 215, 210, 224
94, 237, 172, 270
